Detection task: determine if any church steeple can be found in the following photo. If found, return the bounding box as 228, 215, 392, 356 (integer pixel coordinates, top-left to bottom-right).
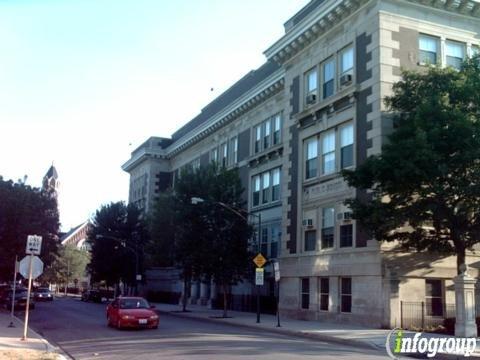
42, 163, 59, 197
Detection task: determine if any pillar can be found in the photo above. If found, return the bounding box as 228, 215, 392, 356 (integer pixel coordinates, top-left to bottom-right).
189, 281, 199, 305
208, 279, 216, 309
199, 281, 209, 306
454, 265, 478, 337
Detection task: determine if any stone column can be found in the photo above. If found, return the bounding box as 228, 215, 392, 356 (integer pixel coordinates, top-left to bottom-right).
189, 281, 199, 305
199, 281, 209, 306
208, 279, 216, 309
454, 265, 478, 337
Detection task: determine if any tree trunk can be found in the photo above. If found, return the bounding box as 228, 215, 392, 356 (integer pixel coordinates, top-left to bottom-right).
222, 282, 228, 318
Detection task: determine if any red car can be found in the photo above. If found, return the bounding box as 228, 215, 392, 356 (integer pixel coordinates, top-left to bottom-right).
106, 297, 159, 329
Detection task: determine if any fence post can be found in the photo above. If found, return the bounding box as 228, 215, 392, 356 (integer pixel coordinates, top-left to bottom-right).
421, 301, 425, 329
400, 301, 403, 329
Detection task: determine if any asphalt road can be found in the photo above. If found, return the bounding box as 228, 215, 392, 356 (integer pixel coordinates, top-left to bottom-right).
26, 297, 388, 360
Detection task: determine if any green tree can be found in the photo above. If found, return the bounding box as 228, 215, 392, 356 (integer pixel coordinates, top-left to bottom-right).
87, 202, 148, 290
0, 176, 59, 282
200, 166, 252, 317
149, 164, 252, 316
42, 245, 90, 292
342, 56, 480, 273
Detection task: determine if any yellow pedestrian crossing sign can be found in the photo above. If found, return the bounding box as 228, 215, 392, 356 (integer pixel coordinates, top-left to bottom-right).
253, 253, 267, 268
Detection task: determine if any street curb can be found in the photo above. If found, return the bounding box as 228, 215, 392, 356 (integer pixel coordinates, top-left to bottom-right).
12, 313, 71, 360
157, 308, 383, 353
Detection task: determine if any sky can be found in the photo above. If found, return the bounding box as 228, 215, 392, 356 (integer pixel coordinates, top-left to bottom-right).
0, 0, 309, 231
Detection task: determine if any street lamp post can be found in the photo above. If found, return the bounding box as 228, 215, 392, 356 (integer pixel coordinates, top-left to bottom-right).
191, 197, 262, 323
96, 234, 140, 296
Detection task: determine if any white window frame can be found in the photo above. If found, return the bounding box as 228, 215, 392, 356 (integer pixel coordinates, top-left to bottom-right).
321, 131, 336, 175
339, 46, 354, 77
340, 123, 354, 169
445, 40, 465, 69
419, 34, 439, 65
322, 58, 335, 99
305, 137, 318, 180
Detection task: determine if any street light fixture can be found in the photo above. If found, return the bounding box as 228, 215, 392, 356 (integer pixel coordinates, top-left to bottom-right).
191, 196, 262, 324
96, 234, 141, 296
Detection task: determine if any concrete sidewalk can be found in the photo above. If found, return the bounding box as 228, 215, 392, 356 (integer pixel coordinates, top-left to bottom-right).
152, 302, 390, 351
0, 309, 66, 359
152, 302, 480, 359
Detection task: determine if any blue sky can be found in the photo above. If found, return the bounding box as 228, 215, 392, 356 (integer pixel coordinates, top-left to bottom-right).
0, 0, 309, 231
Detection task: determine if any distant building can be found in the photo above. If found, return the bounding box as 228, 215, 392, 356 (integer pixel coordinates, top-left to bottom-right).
60, 221, 91, 251
42, 164, 59, 197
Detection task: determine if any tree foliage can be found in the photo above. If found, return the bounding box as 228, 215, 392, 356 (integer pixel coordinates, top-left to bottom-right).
42, 245, 90, 287
149, 164, 252, 315
342, 56, 480, 272
0, 176, 59, 281
87, 202, 148, 287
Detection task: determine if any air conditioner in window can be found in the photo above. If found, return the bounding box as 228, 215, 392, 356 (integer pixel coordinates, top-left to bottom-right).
302, 218, 314, 227
306, 94, 316, 105
337, 211, 353, 222
340, 74, 353, 86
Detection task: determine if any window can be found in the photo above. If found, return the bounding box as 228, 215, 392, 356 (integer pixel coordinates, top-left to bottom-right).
340, 278, 352, 313
252, 176, 260, 206
340, 46, 354, 76
323, 59, 335, 99
264, 120, 271, 149
229, 137, 238, 165
273, 115, 281, 144
306, 68, 318, 94
446, 40, 465, 69
319, 278, 329, 311
192, 158, 200, 171
261, 227, 268, 256
340, 124, 354, 169
426, 279, 444, 316
210, 148, 218, 163
272, 168, 280, 202
340, 224, 353, 248
262, 172, 270, 203
255, 126, 261, 153
321, 207, 334, 249
419, 35, 438, 64
304, 230, 316, 252
322, 131, 335, 174
305, 68, 318, 104
305, 137, 318, 179
252, 167, 281, 207
220, 142, 228, 167
301, 278, 310, 309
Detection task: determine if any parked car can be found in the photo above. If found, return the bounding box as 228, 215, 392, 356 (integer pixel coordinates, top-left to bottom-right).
34, 287, 54, 301
5, 289, 35, 310
81, 289, 104, 303
106, 297, 158, 329
0, 285, 11, 304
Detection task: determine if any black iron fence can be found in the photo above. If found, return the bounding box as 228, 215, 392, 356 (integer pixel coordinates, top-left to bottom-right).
400, 301, 458, 330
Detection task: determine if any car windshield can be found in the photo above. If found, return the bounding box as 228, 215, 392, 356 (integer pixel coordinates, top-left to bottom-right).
119, 298, 149, 309
37, 288, 50, 293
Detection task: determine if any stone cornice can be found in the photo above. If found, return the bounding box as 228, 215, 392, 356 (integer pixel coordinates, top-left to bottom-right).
264, 0, 370, 64
264, 0, 479, 65
166, 71, 285, 158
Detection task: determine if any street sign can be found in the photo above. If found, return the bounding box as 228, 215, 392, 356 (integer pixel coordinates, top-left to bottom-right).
255, 268, 264, 286
26, 235, 42, 255
273, 261, 280, 282
19, 256, 44, 280
253, 253, 267, 268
